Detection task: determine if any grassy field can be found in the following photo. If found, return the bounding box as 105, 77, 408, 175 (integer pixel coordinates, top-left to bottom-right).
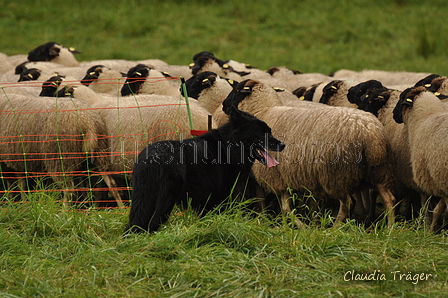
2, 0, 448, 297
1, 193, 448, 297
1, 0, 448, 75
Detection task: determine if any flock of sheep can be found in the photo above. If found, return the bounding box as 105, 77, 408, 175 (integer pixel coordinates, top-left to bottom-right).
1, 42, 447, 230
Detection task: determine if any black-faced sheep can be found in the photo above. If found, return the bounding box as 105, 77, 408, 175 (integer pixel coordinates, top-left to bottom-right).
121, 64, 180, 97
393, 87, 448, 230
222, 79, 397, 227
354, 82, 422, 220
319, 80, 359, 108
27, 42, 81, 67
184, 71, 234, 127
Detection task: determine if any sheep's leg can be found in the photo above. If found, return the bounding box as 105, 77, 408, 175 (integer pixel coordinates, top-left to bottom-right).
280, 192, 305, 229
376, 183, 396, 226
334, 195, 350, 225
420, 194, 431, 227
61, 178, 75, 208
102, 175, 124, 207
255, 184, 266, 211
430, 197, 447, 231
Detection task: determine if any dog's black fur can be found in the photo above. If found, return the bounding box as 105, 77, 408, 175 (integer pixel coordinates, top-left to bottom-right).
125, 106, 285, 233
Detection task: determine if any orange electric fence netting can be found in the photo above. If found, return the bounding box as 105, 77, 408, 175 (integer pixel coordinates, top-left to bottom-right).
0, 75, 195, 213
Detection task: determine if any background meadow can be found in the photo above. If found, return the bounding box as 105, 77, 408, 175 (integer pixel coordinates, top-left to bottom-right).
1, 0, 448, 297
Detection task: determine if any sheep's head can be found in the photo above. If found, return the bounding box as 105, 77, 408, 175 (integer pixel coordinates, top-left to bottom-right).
81, 65, 106, 86
27, 42, 80, 62
39, 75, 71, 97
121, 64, 150, 96
319, 80, 343, 105
347, 80, 384, 105
183, 71, 218, 99
357, 87, 391, 117
393, 86, 426, 123
18, 68, 41, 82
222, 79, 259, 114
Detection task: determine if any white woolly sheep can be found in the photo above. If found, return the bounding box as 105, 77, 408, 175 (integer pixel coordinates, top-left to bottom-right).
331, 69, 433, 87
393, 87, 448, 230
222, 79, 397, 228
62, 82, 214, 178
0, 80, 122, 206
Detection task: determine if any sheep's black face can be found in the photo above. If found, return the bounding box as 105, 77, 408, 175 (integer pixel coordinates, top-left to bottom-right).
183, 71, 218, 99
18, 68, 41, 82
81, 65, 106, 86
348, 80, 384, 105
319, 80, 343, 104
393, 86, 425, 123
39, 76, 69, 97
357, 88, 390, 117
28, 42, 60, 61
222, 79, 255, 114
121, 64, 150, 96
413, 74, 441, 89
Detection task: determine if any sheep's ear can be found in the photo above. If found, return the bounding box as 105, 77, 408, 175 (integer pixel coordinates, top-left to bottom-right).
273, 87, 285, 92
225, 78, 237, 87
240, 85, 252, 94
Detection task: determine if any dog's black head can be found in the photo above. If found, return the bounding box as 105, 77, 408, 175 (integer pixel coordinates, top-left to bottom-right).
121, 64, 150, 96
18, 68, 41, 82
393, 86, 426, 124
227, 106, 285, 167
39, 75, 71, 97
347, 80, 384, 105
357, 87, 391, 116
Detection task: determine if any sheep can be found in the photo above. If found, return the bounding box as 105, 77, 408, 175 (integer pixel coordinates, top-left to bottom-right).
354, 82, 422, 220
318, 80, 359, 108
184, 71, 234, 127
267, 66, 333, 92
120, 64, 180, 97
392, 86, 448, 230
80, 59, 138, 74
27, 42, 81, 67
222, 79, 397, 228
80, 65, 125, 95
0, 78, 122, 206
424, 75, 448, 97
0, 53, 14, 74
331, 69, 433, 87
59, 80, 214, 180
190, 52, 249, 81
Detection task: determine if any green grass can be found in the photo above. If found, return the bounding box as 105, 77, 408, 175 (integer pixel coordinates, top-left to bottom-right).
1, 193, 448, 297
1, 0, 448, 75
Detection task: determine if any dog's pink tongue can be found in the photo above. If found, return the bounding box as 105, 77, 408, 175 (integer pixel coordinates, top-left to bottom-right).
261, 150, 279, 168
